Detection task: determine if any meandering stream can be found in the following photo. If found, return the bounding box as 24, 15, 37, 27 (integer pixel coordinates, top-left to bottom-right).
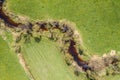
0, 0, 91, 72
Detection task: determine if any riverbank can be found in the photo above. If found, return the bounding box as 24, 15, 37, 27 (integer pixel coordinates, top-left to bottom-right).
1, 0, 120, 80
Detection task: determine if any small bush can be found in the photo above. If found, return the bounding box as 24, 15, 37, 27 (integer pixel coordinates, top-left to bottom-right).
65, 53, 73, 65
34, 37, 41, 43
74, 66, 82, 76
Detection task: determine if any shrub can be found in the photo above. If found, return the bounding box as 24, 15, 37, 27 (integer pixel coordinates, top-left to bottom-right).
34, 36, 41, 43
14, 44, 21, 53
65, 53, 73, 65
74, 66, 83, 76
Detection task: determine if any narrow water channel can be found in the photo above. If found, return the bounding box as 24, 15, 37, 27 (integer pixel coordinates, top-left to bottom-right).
0, 0, 21, 27
0, 0, 91, 71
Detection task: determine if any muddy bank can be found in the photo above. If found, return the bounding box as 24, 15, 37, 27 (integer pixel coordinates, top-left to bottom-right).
68, 40, 90, 70
0, 0, 21, 27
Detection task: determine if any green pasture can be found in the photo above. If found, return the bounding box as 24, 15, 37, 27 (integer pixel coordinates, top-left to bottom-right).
22, 37, 87, 80
7, 0, 120, 55
0, 36, 28, 80
2, 0, 120, 80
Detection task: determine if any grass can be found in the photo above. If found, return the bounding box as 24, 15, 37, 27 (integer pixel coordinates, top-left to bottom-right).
0, 36, 28, 80
4, 0, 120, 80
103, 75, 120, 80
22, 37, 87, 80
7, 0, 120, 55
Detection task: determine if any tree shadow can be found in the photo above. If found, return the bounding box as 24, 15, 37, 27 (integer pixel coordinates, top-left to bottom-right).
34, 37, 42, 43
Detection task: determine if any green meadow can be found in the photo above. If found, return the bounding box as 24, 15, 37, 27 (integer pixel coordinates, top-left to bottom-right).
7, 0, 120, 55
0, 36, 28, 80
22, 37, 87, 80
0, 0, 119, 80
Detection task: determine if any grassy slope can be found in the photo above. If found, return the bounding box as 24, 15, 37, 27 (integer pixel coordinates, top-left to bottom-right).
22, 38, 87, 80
0, 36, 28, 80
7, 0, 120, 55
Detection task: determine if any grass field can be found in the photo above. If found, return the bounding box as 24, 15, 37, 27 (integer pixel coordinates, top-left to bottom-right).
2, 0, 120, 80
7, 0, 120, 55
0, 36, 28, 80
22, 37, 87, 80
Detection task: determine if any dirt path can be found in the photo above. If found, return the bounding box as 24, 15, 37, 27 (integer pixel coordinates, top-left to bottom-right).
17, 53, 35, 80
